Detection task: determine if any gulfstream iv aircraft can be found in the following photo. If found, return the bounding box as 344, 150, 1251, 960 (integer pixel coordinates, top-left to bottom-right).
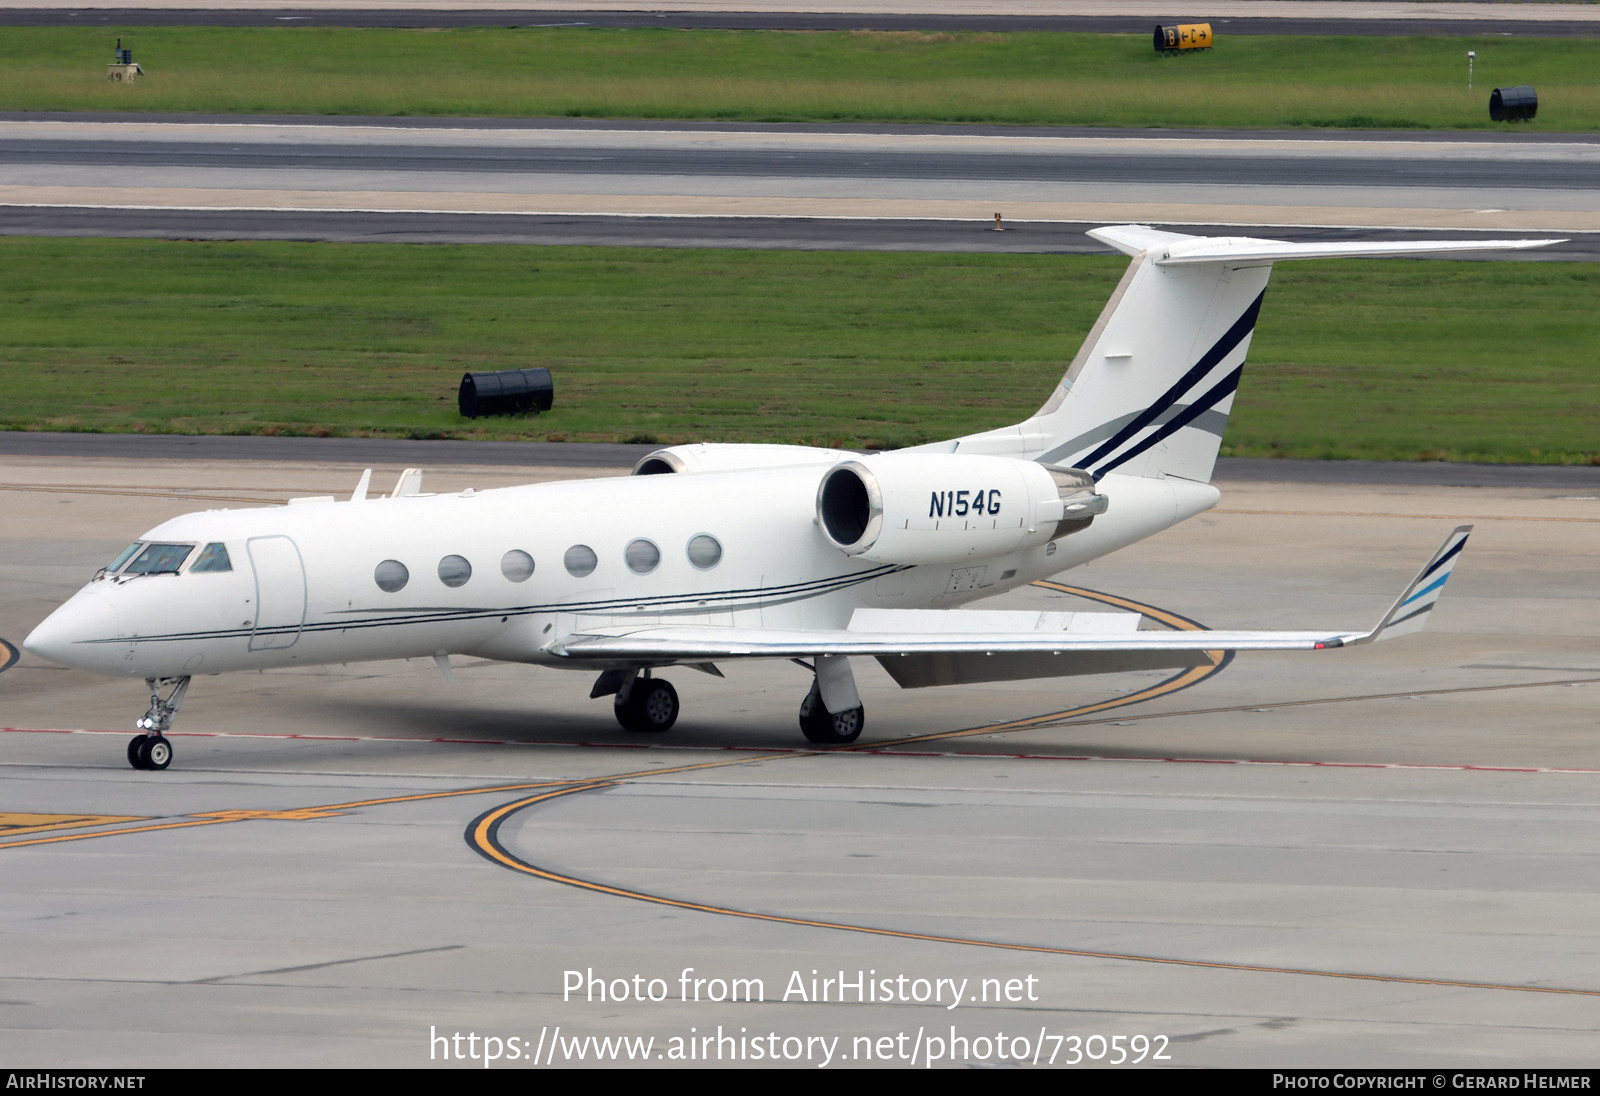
26, 226, 1545, 770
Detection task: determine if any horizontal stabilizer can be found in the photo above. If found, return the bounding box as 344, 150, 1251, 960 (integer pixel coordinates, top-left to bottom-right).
1090, 225, 1563, 266
1087, 224, 1198, 256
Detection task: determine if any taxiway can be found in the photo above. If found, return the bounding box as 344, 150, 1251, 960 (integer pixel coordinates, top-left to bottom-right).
4, 451, 1600, 1067
3, 116, 1596, 253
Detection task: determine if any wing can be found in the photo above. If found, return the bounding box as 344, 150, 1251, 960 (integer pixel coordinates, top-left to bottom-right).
548, 526, 1472, 687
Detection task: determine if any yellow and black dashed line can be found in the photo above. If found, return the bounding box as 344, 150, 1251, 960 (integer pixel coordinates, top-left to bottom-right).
0, 777, 590, 852
0, 812, 145, 836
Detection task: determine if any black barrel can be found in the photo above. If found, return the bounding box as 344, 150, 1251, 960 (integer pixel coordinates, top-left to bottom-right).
1490, 86, 1538, 122
458, 368, 554, 419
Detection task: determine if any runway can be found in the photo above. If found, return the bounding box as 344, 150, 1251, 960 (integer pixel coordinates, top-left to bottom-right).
4, 452, 1600, 1066
1, 2, 1598, 38
3, 116, 1598, 248
12, 126, 1600, 190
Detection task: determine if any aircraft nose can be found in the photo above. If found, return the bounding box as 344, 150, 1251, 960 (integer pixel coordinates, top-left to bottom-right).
24, 590, 121, 672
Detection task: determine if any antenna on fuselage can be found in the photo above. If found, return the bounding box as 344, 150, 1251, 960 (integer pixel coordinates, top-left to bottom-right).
350, 468, 372, 503
390, 468, 423, 498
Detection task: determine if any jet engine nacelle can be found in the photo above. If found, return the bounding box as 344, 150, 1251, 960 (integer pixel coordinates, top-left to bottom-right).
633, 443, 847, 476
816, 453, 1107, 565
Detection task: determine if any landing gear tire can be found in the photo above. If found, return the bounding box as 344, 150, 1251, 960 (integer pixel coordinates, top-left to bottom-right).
132, 735, 172, 771
798, 686, 864, 746
615, 678, 679, 734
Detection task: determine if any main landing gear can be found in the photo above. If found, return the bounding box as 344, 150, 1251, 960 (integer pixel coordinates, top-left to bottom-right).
798, 682, 865, 745
797, 653, 865, 746
594, 669, 681, 734
590, 656, 866, 746
128, 676, 188, 771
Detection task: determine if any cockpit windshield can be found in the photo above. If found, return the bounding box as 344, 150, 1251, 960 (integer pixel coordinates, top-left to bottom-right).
190, 543, 232, 573
122, 543, 194, 575
106, 543, 143, 572
101, 541, 231, 578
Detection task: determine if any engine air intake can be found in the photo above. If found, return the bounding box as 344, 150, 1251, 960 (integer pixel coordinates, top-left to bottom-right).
818, 464, 880, 549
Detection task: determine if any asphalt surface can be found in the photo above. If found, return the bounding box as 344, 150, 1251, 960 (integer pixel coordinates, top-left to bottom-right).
1, 7, 1597, 37
10, 112, 1600, 143
0, 430, 660, 469
6, 429, 1600, 488
3, 116, 1594, 252
5, 205, 1594, 256
9, 134, 1597, 190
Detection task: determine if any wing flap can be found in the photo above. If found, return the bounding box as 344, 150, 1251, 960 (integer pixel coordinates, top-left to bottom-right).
877, 648, 1215, 689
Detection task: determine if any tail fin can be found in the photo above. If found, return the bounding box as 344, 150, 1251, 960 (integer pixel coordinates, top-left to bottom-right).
942, 226, 1559, 482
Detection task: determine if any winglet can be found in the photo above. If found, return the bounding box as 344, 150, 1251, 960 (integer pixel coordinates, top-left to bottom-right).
1340, 525, 1473, 646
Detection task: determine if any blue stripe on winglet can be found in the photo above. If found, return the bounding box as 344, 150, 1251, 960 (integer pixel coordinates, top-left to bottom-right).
1400, 572, 1450, 609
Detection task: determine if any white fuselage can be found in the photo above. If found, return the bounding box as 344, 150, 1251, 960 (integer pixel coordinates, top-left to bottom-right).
26, 465, 1218, 680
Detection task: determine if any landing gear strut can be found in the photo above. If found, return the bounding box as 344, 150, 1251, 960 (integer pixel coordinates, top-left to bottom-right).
128, 676, 188, 771
610, 671, 680, 734
797, 655, 865, 746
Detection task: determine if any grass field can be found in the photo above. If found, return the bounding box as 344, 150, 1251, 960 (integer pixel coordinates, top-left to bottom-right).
2, 239, 1596, 464
2, 27, 1596, 130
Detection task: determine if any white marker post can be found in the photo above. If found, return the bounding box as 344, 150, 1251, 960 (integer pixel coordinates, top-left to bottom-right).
1468, 51, 1476, 92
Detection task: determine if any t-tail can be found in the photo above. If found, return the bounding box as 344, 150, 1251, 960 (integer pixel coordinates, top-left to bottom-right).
939, 226, 1560, 483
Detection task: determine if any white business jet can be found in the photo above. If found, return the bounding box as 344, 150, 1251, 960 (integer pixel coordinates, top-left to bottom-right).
26, 225, 1547, 770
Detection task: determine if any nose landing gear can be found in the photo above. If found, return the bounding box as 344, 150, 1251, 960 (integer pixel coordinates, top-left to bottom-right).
128, 676, 188, 771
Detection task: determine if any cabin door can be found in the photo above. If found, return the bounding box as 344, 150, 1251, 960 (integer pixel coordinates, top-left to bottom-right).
247, 535, 307, 651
